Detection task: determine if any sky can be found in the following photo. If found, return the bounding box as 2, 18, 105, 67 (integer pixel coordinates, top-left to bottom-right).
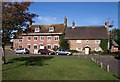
28, 2, 118, 28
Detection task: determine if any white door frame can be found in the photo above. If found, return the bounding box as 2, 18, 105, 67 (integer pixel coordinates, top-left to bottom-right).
84, 45, 91, 55
85, 48, 90, 55
40, 43, 44, 49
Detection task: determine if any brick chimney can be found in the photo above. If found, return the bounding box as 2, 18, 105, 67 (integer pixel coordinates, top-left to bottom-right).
72, 21, 75, 29
64, 17, 67, 27
105, 19, 109, 28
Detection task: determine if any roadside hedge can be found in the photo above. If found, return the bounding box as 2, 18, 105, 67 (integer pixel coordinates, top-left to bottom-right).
69, 50, 79, 53
100, 39, 108, 53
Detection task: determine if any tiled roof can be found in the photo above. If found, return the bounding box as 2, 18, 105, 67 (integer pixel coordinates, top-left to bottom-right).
65, 26, 109, 40
14, 24, 65, 37
112, 40, 119, 47
28, 24, 65, 33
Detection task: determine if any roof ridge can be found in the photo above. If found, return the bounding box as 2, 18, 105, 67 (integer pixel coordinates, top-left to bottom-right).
30, 23, 64, 26
67, 25, 105, 28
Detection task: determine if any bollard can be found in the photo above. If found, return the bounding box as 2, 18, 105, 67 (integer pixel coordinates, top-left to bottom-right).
95, 59, 97, 63
97, 61, 98, 65
93, 58, 95, 62
100, 62, 103, 68
94, 59, 96, 63
93, 58, 94, 62
94, 59, 96, 62
91, 58, 93, 61
107, 65, 110, 72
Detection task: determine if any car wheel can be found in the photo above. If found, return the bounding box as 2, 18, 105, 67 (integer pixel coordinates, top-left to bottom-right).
39, 52, 41, 54
56, 53, 59, 55
48, 53, 51, 55
67, 53, 69, 56
13, 51, 16, 54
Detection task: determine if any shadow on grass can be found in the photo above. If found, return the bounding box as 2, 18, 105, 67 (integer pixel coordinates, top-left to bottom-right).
3, 56, 54, 71
2, 64, 24, 71
8, 56, 54, 66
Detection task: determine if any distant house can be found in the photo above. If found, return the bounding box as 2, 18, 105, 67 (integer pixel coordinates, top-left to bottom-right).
110, 39, 119, 52
13, 17, 67, 53
65, 21, 109, 54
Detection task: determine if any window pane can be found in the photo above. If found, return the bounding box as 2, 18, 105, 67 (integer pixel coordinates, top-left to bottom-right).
86, 40, 89, 43
78, 48, 81, 50
48, 36, 51, 40
47, 45, 51, 49
34, 45, 37, 49
35, 28, 40, 32
28, 37, 31, 40
77, 40, 81, 43
27, 45, 31, 49
34, 37, 37, 40
19, 39, 22, 42
19, 46, 22, 48
95, 40, 100, 43
49, 27, 54, 32
40, 36, 44, 40
54, 45, 58, 49
55, 36, 59, 41
40, 44, 44, 46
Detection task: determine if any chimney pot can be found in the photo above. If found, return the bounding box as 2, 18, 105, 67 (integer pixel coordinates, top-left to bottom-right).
64, 17, 67, 26
105, 19, 109, 28
72, 21, 75, 29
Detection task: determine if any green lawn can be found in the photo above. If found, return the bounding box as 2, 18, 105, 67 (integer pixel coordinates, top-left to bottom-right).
2, 55, 119, 80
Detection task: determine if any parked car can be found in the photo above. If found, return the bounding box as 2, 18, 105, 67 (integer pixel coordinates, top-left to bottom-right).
13, 48, 29, 54
38, 49, 55, 55
56, 49, 72, 55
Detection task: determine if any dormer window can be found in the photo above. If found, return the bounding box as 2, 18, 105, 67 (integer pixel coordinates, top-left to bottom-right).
35, 28, 40, 32
49, 27, 54, 32
86, 40, 89, 43
95, 40, 100, 44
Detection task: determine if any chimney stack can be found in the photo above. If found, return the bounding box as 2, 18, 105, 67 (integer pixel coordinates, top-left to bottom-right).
64, 17, 67, 27
105, 19, 109, 28
72, 21, 75, 29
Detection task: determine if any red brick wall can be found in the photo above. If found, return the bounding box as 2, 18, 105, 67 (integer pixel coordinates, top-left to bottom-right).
13, 39, 19, 49
69, 40, 103, 52
13, 35, 60, 53
111, 46, 118, 52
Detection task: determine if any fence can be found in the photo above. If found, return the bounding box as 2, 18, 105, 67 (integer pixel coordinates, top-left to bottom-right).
90, 57, 120, 79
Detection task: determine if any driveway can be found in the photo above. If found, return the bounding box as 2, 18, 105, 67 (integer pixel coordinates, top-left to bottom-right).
83, 55, 120, 77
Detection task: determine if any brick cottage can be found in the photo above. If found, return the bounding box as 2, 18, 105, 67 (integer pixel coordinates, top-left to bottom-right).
13, 17, 67, 53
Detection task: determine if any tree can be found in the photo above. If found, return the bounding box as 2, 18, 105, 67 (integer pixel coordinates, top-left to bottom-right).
2, 2, 38, 64
59, 33, 69, 50
100, 39, 108, 54
110, 28, 120, 48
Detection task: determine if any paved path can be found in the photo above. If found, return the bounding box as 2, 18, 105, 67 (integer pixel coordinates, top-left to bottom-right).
81, 55, 120, 77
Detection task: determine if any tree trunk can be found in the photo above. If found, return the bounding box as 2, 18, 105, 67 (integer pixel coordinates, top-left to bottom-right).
2, 45, 6, 64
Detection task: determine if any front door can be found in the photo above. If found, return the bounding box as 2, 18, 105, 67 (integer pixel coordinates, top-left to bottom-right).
40, 44, 44, 49
85, 48, 89, 55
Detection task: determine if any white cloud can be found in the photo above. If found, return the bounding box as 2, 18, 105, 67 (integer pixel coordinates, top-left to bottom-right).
37, 16, 57, 24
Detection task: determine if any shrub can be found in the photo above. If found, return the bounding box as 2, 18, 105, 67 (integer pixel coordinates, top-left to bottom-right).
59, 34, 70, 50
52, 47, 59, 51
90, 51, 102, 55
100, 39, 108, 54
90, 50, 109, 55
69, 50, 79, 53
